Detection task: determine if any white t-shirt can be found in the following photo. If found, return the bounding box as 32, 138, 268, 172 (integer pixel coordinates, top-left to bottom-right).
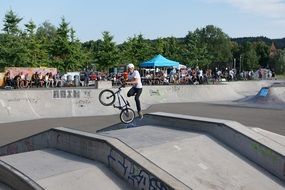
128, 70, 142, 89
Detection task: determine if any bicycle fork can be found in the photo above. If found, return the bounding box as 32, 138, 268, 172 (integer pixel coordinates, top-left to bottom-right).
113, 94, 130, 110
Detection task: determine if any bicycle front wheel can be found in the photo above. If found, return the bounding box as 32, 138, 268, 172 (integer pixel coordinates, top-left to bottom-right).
120, 108, 135, 124
99, 89, 116, 106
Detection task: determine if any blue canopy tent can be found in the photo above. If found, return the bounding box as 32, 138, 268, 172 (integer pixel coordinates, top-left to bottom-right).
140, 54, 179, 68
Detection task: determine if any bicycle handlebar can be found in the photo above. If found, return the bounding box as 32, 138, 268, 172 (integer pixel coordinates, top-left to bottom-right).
118, 78, 126, 89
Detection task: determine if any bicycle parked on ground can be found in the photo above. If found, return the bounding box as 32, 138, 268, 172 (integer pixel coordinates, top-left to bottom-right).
99, 82, 135, 124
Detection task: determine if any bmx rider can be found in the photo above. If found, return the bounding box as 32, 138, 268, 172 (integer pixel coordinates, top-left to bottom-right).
125, 63, 143, 119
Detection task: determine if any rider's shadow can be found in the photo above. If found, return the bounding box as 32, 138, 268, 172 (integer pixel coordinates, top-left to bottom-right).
125, 120, 137, 128
96, 117, 144, 133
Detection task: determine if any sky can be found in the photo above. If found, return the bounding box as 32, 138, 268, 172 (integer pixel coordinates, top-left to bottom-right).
1, 0, 285, 43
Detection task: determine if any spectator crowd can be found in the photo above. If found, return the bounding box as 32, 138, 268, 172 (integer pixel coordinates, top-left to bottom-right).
1, 66, 276, 90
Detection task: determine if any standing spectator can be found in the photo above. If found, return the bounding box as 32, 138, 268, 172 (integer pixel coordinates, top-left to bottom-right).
213, 68, 218, 84
272, 69, 276, 80
229, 69, 235, 81
198, 68, 203, 84
169, 67, 176, 83
84, 68, 90, 87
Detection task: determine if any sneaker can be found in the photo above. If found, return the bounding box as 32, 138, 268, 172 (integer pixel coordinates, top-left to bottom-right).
138, 111, 143, 119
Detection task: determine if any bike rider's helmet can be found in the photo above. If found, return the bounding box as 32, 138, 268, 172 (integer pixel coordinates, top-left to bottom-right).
127, 63, 134, 69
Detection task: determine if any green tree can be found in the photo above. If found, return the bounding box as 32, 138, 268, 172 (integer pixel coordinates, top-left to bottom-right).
23, 20, 50, 67
196, 25, 232, 67
241, 42, 259, 71
153, 38, 165, 55
50, 17, 72, 71
36, 21, 57, 41
36, 21, 57, 67
2, 10, 23, 35
24, 20, 36, 36
230, 41, 241, 70
163, 37, 182, 62
151, 37, 183, 64
268, 50, 285, 74
94, 31, 119, 71
120, 34, 152, 67
0, 10, 27, 69
254, 41, 269, 68
274, 49, 285, 74
183, 31, 210, 69
0, 34, 28, 68
82, 39, 102, 70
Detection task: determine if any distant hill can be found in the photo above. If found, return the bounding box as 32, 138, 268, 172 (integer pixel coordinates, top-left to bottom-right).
174, 36, 285, 49
231, 36, 285, 49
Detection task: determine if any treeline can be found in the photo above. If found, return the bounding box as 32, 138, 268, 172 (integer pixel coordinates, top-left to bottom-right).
0, 10, 285, 74
232, 37, 285, 49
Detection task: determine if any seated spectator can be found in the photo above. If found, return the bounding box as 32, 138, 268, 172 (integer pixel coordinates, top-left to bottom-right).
38, 72, 45, 87
48, 72, 54, 87
23, 73, 31, 88
18, 72, 27, 88
54, 72, 62, 87
31, 72, 40, 87
13, 73, 21, 89
44, 73, 50, 88
3, 71, 13, 87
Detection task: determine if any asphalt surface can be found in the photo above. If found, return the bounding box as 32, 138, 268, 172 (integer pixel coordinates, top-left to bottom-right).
0, 102, 284, 147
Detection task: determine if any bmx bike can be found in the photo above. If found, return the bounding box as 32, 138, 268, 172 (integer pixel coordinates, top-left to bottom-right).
99, 83, 135, 124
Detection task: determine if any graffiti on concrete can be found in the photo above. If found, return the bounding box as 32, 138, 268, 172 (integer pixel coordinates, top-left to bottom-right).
7, 97, 39, 104
251, 142, 279, 164
149, 89, 161, 96
172, 85, 181, 92
53, 90, 80, 99
76, 99, 91, 107
24, 139, 35, 151
1, 139, 37, 156
53, 90, 92, 99
107, 148, 170, 190
6, 143, 18, 155
83, 90, 91, 98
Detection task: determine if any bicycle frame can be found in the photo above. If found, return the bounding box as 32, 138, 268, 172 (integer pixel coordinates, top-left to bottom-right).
112, 86, 130, 110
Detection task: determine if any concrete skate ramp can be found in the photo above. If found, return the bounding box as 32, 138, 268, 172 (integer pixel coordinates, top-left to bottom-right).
236, 82, 285, 109
0, 123, 188, 190
0, 80, 272, 123
1, 112, 285, 189
97, 112, 285, 189
0, 149, 133, 190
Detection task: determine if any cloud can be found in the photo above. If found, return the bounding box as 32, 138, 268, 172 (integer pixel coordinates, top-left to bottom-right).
209, 0, 285, 19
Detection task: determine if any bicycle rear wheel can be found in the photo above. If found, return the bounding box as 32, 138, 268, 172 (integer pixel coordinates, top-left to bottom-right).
120, 108, 135, 124
99, 89, 116, 106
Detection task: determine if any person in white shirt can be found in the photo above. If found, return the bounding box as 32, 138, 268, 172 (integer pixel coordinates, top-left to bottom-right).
125, 63, 143, 119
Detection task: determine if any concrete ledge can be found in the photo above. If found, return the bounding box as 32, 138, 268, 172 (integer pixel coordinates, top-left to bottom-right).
130, 112, 285, 182
0, 80, 274, 124
96, 80, 112, 89
49, 127, 190, 190
0, 160, 43, 190
0, 127, 190, 190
